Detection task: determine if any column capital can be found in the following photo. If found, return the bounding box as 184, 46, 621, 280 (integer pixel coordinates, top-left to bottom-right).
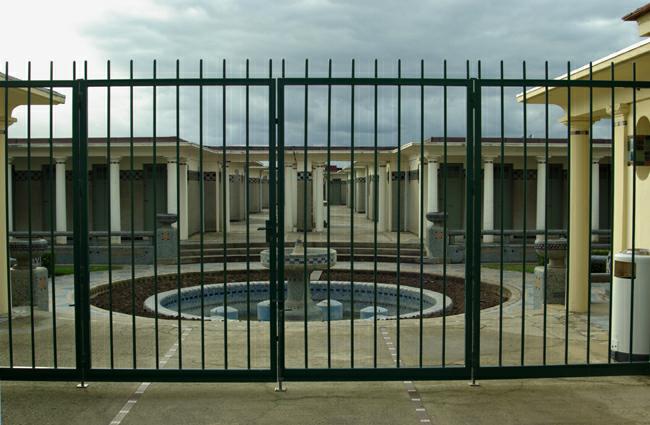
605, 103, 630, 119
55, 157, 67, 164
483, 156, 494, 163
536, 156, 547, 164
560, 117, 593, 133
426, 156, 439, 163
110, 156, 122, 164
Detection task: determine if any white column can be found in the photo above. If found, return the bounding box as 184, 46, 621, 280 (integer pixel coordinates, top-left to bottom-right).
591, 158, 600, 242
55, 157, 67, 245
403, 168, 409, 232
179, 161, 189, 240
365, 166, 371, 219
109, 157, 122, 244
284, 164, 293, 232
610, 104, 630, 254
378, 164, 387, 232
291, 165, 298, 231
427, 157, 439, 217
313, 165, 324, 232
0, 131, 8, 314
167, 158, 177, 217
7, 158, 12, 235
224, 162, 231, 233
536, 157, 546, 236
346, 174, 351, 207
215, 166, 221, 232
483, 157, 494, 243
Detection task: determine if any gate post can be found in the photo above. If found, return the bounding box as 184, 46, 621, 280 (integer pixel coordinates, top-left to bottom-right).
72, 79, 90, 388
465, 77, 482, 386
275, 76, 286, 392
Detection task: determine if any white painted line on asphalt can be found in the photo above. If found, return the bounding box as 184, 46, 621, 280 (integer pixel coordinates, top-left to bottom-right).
108, 327, 193, 425
379, 327, 434, 425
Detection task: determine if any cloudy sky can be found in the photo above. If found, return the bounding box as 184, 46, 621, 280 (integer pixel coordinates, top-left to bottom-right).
2, 0, 642, 147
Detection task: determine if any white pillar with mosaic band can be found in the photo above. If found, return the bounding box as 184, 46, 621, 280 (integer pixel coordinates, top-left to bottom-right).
179, 160, 189, 240
536, 156, 546, 237
7, 157, 12, 235
609, 104, 630, 254
284, 163, 294, 232
426, 157, 439, 224
55, 157, 67, 245
109, 157, 122, 244
313, 164, 324, 232
483, 157, 494, 243
166, 157, 177, 222
591, 157, 600, 242
378, 163, 387, 232
0, 127, 8, 314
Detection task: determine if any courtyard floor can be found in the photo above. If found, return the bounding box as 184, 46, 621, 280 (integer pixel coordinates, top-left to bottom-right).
0, 206, 645, 424
2, 376, 649, 424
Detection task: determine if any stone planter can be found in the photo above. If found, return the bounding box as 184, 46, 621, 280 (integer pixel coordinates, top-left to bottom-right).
156, 213, 178, 264
9, 238, 49, 310
533, 238, 567, 306
425, 212, 456, 263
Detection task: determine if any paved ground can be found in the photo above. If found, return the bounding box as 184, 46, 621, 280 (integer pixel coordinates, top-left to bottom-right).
1, 376, 649, 425
2, 203, 645, 424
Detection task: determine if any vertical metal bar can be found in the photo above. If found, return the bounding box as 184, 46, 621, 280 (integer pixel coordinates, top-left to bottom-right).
442, 60, 448, 367
245, 59, 251, 370
72, 64, 90, 384
222, 58, 229, 370
630, 62, 637, 363
419, 59, 425, 368
175, 59, 182, 369
277, 59, 286, 387
543, 61, 549, 365
48, 61, 58, 368
129, 60, 136, 369
327, 58, 333, 369
152, 59, 160, 369
587, 62, 593, 363
199, 59, 205, 369
372, 58, 378, 369
607, 62, 615, 363
564, 61, 572, 364
521, 61, 527, 366
27, 62, 35, 368
303, 58, 309, 369
267, 58, 277, 376
396, 59, 401, 368
473, 64, 482, 381
464, 64, 474, 378
350, 58, 355, 368
498, 60, 504, 366
3, 61, 13, 368
106, 60, 114, 369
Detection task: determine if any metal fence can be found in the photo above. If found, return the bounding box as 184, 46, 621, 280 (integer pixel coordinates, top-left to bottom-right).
0, 60, 648, 385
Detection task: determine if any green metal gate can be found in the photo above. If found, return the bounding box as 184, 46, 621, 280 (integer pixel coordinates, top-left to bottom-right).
1, 60, 649, 384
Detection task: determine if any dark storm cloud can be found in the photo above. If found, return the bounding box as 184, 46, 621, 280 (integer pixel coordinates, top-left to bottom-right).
77, 0, 640, 146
